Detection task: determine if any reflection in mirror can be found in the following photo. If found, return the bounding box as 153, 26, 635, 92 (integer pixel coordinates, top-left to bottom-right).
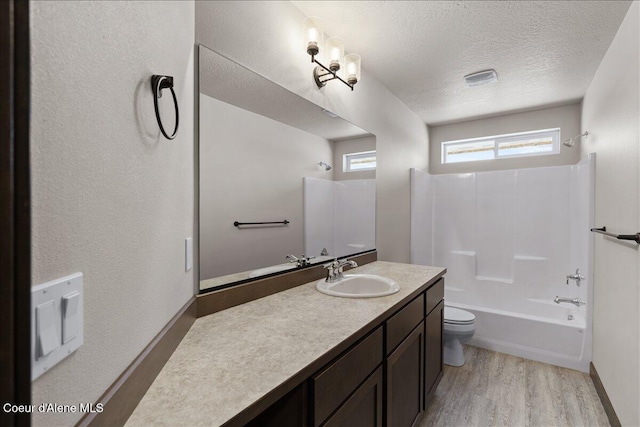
198, 45, 376, 292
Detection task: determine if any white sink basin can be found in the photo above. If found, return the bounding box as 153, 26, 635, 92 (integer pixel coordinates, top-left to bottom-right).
316, 274, 399, 298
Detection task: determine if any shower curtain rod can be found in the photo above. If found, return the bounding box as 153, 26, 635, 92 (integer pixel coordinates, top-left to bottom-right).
590, 227, 640, 244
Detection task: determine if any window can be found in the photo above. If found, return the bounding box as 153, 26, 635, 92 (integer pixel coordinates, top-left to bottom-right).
343, 150, 376, 172
441, 128, 560, 164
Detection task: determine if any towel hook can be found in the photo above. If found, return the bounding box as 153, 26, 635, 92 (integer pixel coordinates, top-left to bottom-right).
151, 75, 179, 140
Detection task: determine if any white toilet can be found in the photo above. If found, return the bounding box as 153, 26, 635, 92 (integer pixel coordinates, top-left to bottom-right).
443, 306, 476, 367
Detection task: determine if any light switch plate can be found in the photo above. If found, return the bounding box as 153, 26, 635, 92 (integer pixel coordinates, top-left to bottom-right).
185, 237, 193, 272
36, 300, 59, 357
31, 273, 83, 380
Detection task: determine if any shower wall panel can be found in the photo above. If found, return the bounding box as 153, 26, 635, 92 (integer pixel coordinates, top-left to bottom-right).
410, 169, 434, 265
411, 158, 593, 303
304, 178, 376, 258
476, 170, 516, 283
304, 177, 335, 258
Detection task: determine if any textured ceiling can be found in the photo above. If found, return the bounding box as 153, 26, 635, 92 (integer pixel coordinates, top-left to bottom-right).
292, 1, 632, 125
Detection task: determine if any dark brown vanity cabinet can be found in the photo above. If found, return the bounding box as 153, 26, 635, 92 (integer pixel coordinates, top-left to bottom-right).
311, 328, 384, 427
424, 279, 444, 406
386, 322, 424, 427
322, 367, 384, 427
242, 277, 445, 427
385, 294, 425, 427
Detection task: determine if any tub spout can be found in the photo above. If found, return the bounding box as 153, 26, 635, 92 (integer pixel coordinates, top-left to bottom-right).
554, 296, 586, 307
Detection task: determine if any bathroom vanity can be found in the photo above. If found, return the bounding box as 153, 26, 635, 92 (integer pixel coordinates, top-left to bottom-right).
126, 261, 445, 427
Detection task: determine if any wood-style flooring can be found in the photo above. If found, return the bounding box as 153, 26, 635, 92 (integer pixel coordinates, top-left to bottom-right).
421, 345, 610, 427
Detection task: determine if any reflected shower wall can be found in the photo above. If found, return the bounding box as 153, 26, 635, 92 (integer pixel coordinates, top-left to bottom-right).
304, 178, 376, 258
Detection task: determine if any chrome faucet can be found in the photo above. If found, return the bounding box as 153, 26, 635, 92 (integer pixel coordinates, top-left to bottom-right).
566, 268, 586, 286
286, 254, 315, 268
324, 259, 358, 282
554, 296, 586, 307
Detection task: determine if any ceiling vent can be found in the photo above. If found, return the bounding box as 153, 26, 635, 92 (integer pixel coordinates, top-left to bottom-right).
464, 69, 498, 87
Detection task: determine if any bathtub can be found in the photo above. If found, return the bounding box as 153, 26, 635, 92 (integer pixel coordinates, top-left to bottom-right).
446, 286, 591, 372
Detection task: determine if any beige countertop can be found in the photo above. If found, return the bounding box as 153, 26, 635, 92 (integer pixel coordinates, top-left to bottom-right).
126, 261, 446, 426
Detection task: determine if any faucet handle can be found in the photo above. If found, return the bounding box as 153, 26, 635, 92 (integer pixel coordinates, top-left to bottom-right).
566, 268, 586, 286
323, 258, 339, 268
323, 259, 339, 282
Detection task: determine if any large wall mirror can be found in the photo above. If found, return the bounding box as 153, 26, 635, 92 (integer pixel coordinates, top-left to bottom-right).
198, 45, 377, 292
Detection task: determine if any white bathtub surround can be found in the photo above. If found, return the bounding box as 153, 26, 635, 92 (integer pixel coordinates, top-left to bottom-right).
303, 178, 376, 258
411, 154, 595, 372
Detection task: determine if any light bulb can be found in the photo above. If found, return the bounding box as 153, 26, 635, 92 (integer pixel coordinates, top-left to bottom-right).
303, 17, 323, 56
331, 47, 341, 61
326, 37, 344, 72
344, 53, 361, 85
308, 27, 318, 43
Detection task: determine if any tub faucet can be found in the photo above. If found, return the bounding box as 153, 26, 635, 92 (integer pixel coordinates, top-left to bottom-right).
566, 268, 586, 286
324, 259, 358, 282
554, 296, 586, 307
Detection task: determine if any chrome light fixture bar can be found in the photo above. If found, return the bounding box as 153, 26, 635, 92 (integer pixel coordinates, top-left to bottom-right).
304, 17, 361, 91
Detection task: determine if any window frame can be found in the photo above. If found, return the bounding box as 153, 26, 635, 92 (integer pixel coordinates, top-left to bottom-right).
343, 150, 377, 172
441, 128, 561, 164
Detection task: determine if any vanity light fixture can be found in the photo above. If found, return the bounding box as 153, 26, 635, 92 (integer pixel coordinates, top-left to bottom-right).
304, 16, 361, 91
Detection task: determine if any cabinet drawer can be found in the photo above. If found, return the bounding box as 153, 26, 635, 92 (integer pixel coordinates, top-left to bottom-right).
323, 366, 383, 427
386, 295, 424, 355
312, 327, 383, 426
426, 278, 444, 315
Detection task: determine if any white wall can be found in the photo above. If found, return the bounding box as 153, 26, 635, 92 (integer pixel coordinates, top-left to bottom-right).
30, 2, 195, 426
199, 94, 333, 280
333, 135, 376, 181
429, 103, 581, 174
195, 1, 429, 263
580, 2, 640, 425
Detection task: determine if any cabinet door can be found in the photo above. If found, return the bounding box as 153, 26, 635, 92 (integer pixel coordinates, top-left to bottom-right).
323, 366, 383, 427
245, 384, 306, 427
312, 328, 383, 426
425, 299, 444, 405
386, 322, 424, 427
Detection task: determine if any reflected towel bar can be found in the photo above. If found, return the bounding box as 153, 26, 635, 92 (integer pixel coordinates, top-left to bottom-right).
234, 220, 290, 227
590, 227, 640, 244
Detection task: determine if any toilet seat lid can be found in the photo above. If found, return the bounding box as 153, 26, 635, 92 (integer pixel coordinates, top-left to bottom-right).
444, 306, 475, 324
